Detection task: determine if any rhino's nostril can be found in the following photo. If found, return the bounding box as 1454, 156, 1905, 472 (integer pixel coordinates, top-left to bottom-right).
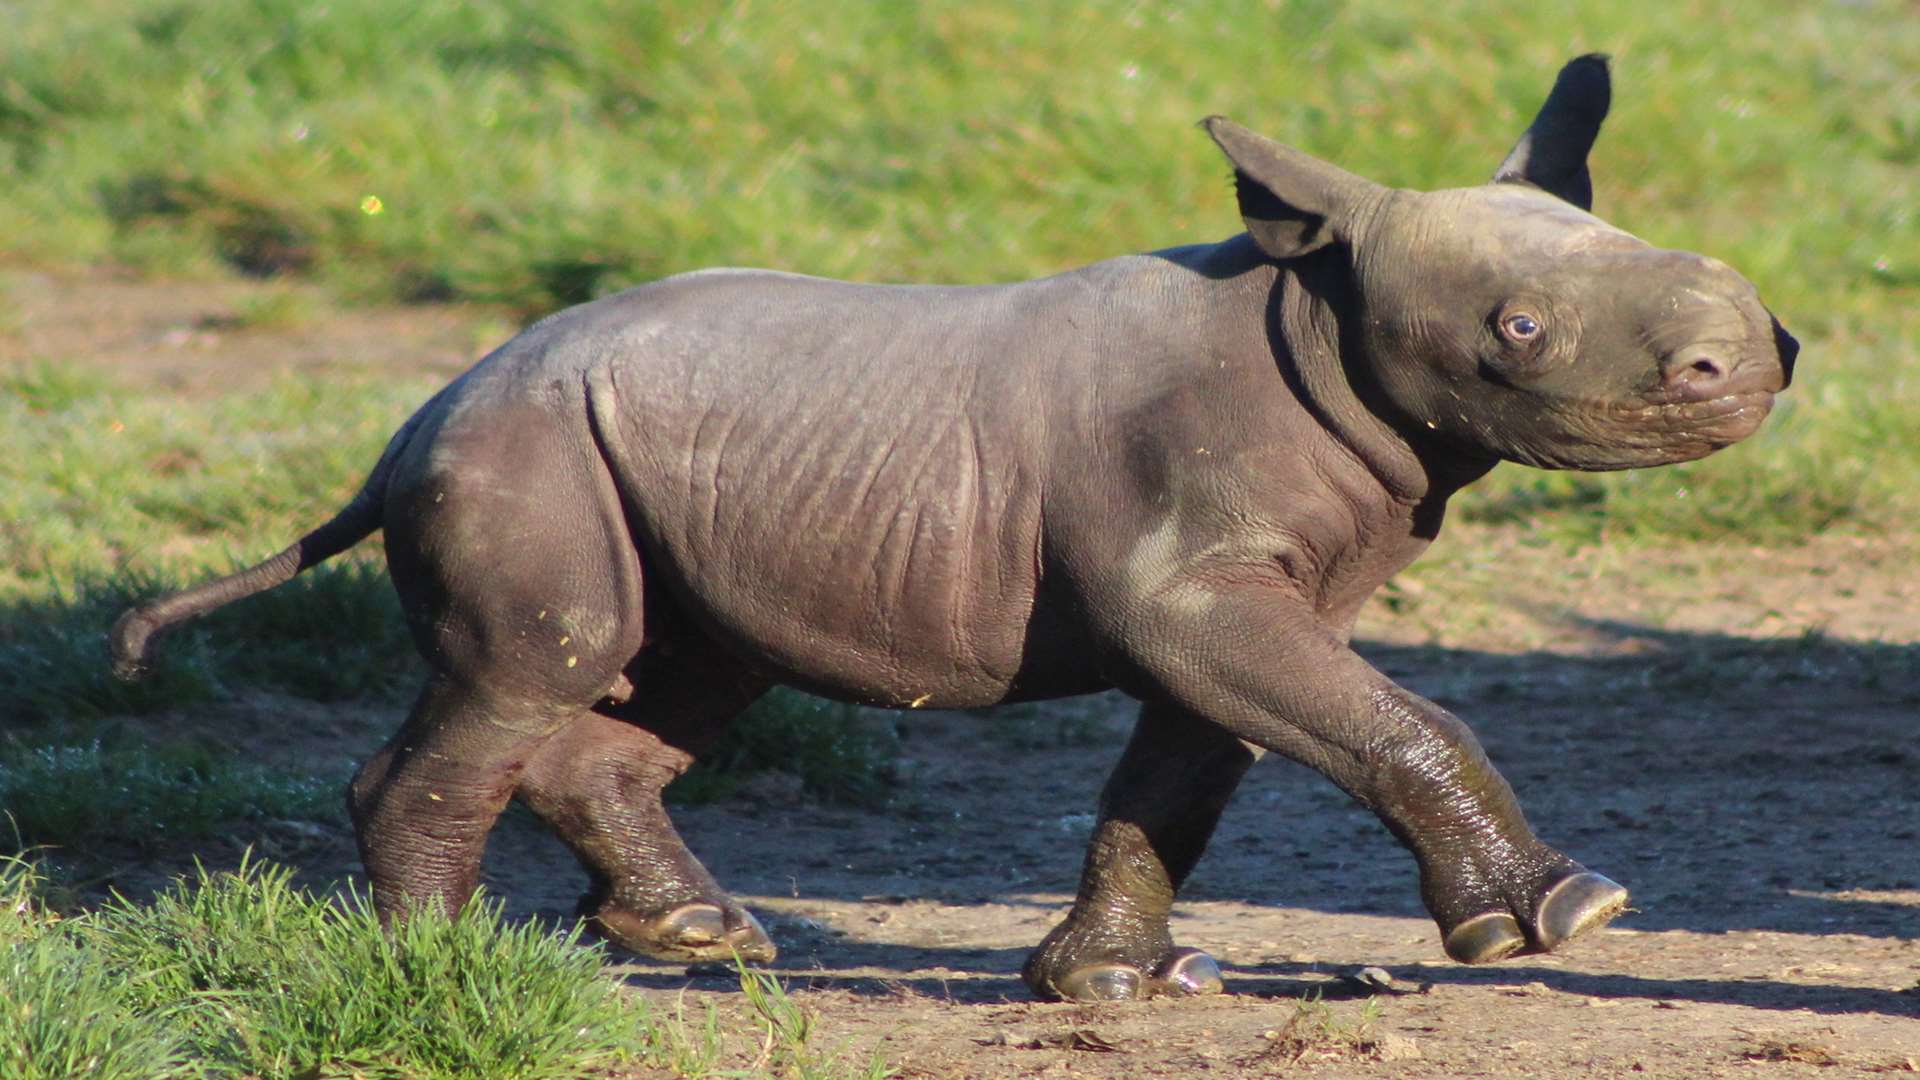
1662, 349, 1741, 399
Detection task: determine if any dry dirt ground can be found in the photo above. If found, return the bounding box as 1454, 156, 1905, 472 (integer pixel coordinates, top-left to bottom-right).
15, 271, 1919, 1077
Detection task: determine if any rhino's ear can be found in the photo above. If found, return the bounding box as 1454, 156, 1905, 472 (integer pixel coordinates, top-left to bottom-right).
1204, 116, 1384, 260
1492, 53, 1611, 211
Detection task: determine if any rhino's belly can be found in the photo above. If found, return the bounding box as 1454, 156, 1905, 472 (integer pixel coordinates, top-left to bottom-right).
643, 507, 1086, 709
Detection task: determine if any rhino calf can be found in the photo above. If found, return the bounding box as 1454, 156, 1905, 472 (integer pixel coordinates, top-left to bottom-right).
114, 55, 1797, 1001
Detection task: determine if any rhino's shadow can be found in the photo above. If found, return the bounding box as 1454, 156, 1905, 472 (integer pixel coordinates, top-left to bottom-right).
606, 951, 1920, 1021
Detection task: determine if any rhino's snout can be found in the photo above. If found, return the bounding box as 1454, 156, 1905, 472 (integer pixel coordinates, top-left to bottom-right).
1644, 254, 1796, 402
1653, 300, 1796, 403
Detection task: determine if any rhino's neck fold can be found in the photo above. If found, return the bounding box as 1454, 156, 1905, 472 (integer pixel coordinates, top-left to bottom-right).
1273, 260, 1491, 518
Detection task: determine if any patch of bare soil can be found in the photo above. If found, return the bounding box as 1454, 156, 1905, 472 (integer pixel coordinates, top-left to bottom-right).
1, 268, 509, 392
24, 278, 1917, 1076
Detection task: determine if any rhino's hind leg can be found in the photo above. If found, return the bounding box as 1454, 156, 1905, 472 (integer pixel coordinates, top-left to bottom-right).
349, 677, 581, 920
1024, 702, 1253, 1001
349, 390, 649, 926
346, 612, 641, 920
515, 652, 776, 963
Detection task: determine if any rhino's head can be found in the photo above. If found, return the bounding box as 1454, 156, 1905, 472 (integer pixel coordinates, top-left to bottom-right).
1208, 55, 1798, 471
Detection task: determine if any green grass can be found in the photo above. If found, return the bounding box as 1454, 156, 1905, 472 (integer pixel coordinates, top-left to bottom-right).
91, 860, 637, 1079
0, 856, 192, 1079
0, 0, 1906, 321
0, 740, 335, 854
3, 0, 1915, 544
0, 856, 894, 1078
0, 0, 1908, 317
2, 565, 418, 729
2, 932, 194, 1080
0, 361, 113, 413
0, 364, 434, 600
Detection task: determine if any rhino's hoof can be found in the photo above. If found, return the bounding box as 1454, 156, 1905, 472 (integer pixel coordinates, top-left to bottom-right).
1054, 962, 1144, 1001
593, 902, 778, 964
1051, 948, 1225, 1001
1444, 911, 1527, 964
1532, 871, 1628, 951
1157, 947, 1225, 997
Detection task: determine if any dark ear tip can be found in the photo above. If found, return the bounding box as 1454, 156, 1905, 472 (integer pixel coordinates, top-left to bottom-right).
1557, 54, 1612, 89
1550, 53, 1612, 119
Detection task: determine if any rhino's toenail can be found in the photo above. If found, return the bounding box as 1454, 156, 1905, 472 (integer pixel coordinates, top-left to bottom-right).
1158, 948, 1225, 996
1058, 963, 1144, 1001
1444, 912, 1527, 964
1534, 871, 1629, 950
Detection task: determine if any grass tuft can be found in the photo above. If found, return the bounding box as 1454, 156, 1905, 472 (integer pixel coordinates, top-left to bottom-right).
1, 932, 193, 1080
0, 857, 191, 1080
0, 854, 901, 1077
0, 855, 62, 948
736, 962, 896, 1080
1252, 995, 1398, 1065
89, 858, 637, 1079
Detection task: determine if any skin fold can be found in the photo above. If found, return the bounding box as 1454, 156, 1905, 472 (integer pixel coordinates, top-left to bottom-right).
112, 55, 1799, 1001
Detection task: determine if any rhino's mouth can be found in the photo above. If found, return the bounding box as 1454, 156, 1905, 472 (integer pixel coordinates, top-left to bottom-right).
1525, 388, 1775, 470
1601, 388, 1774, 436
1651, 388, 1773, 430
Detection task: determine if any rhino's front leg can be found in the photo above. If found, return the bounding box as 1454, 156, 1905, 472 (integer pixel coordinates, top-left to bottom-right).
1109, 585, 1627, 966
1024, 701, 1253, 1001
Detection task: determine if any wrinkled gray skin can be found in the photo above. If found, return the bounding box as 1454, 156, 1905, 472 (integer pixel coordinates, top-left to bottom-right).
114, 56, 1798, 1002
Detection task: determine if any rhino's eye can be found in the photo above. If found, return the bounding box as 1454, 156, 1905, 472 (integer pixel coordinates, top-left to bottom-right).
1500, 312, 1542, 343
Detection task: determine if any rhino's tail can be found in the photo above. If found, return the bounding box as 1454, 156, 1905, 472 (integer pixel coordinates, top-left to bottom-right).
109, 411, 424, 682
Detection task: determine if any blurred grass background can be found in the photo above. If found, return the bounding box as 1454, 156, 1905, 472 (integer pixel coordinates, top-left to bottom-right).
2, 0, 1912, 557
0, 0, 1914, 835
